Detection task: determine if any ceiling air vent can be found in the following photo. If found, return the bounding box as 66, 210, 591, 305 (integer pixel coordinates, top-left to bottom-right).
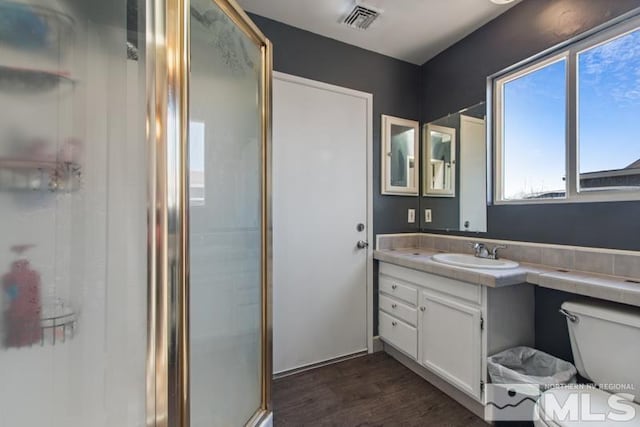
342, 3, 381, 30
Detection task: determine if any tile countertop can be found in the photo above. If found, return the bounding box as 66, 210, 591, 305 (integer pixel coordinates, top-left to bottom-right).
374, 248, 640, 308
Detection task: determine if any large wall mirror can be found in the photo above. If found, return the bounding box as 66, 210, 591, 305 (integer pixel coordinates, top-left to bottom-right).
381, 115, 419, 195
420, 102, 487, 232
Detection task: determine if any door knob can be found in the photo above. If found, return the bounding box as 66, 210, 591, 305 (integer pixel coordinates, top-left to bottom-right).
356, 240, 369, 249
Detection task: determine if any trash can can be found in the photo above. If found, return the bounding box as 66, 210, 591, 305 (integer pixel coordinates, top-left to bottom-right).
485, 346, 577, 422
488, 346, 577, 385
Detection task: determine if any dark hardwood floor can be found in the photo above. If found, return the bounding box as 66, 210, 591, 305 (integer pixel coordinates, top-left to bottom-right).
273, 352, 488, 426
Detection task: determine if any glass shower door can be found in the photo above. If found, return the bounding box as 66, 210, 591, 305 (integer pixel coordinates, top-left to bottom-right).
0, 0, 271, 424
188, 1, 271, 425
0, 0, 147, 425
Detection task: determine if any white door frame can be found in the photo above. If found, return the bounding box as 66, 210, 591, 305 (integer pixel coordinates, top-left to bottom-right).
459, 114, 487, 232
273, 71, 374, 354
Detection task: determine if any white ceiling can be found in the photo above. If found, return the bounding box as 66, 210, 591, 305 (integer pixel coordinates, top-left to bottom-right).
238, 0, 520, 65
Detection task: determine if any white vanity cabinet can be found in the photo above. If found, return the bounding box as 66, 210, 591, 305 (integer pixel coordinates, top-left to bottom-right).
378, 261, 534, 412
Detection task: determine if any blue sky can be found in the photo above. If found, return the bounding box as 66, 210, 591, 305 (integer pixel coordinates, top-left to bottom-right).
503, 59, 566, 198
502, 28, 640, 199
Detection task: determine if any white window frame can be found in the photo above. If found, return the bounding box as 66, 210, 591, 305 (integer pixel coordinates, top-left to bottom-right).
492, 14, 640, 205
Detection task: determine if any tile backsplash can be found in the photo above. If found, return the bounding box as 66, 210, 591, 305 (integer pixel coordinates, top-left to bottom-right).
376, 234, 418, 250
376, 233, 640, 280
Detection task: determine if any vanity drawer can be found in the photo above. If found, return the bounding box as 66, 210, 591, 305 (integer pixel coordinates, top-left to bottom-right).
379, 294, 417, 326
379, 311, 417, 359
422, 273, 482, 305
379, 275, 418, 306
380, 262, 481, 306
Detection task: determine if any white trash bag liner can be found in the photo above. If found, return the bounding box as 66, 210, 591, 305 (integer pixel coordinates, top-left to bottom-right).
488, 346, 577, 385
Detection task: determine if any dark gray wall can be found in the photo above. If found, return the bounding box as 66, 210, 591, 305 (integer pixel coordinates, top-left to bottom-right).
535, 287, 576, 363
248, 13, 421, 237
419, 0, 640, 360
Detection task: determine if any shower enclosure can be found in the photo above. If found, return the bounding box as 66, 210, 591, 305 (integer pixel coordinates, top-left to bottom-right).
0, 0, 272, 424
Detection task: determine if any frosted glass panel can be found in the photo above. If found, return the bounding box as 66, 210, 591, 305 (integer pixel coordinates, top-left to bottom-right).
189, 0, 263, 425
0, 0, 147, 426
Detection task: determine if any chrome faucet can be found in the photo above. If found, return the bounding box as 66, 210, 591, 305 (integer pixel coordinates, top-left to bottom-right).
469, 242, 507, 260
470, 242, 489, 258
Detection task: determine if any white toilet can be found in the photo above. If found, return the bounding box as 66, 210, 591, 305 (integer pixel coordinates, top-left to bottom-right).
534, 300, 640, 426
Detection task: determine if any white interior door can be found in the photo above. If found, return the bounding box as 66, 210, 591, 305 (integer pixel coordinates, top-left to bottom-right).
459, 115, 487, 232
273, 73, 371, 374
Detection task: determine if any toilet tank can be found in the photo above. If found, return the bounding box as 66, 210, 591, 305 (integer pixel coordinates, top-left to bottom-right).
562, 300, 640, 402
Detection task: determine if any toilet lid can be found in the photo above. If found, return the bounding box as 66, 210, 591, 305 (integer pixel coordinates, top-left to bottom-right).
537, 387, 640, 426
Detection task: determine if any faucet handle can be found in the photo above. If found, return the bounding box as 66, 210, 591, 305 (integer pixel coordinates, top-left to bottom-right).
490, 245, 507, 259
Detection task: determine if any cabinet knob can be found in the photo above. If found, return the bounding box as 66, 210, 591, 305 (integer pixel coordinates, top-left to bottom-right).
391, 284, 397, 290
391, 321, 397, 326
420, 306, 426, 312
391, 303, 397, 309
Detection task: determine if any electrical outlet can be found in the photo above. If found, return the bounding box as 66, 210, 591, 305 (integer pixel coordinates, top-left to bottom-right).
424, 209, 432, 223
408, 209, 416, 223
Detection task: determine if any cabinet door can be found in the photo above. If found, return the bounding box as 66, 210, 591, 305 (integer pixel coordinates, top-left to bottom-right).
419, 291, 482, 400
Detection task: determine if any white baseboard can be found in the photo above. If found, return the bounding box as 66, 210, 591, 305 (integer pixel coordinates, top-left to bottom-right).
372, 335, 384, 353
273, 350, 368, 379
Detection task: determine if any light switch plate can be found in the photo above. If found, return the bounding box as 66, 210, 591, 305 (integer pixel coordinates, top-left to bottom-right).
408, 209, 416, 223
424, 209, 432, 223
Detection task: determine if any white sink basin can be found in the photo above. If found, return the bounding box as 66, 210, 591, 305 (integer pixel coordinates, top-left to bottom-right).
431, 253, 519, 270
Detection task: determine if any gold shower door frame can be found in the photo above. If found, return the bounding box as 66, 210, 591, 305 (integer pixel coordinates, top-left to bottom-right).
146, 0, 272, 424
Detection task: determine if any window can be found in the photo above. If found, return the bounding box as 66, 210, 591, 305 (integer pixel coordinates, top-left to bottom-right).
500, 57, 567, 200
189, 121, 205, 206
494, 16, 640, 203
577, 28, 640, 192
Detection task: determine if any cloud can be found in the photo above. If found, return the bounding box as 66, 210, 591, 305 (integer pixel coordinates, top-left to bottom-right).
579, 29, 640, 105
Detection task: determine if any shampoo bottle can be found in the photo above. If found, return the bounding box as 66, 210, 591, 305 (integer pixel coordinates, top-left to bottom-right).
2, 245, 42, 348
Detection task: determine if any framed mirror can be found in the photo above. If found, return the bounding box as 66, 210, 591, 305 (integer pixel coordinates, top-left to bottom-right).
381, 115, 419, 195
424, 124, 456, 197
